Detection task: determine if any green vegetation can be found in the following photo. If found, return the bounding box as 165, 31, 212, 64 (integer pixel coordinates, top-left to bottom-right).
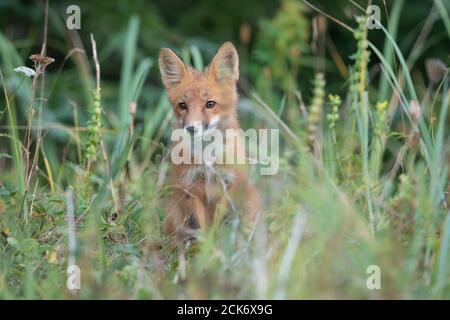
0, 0, 449, 299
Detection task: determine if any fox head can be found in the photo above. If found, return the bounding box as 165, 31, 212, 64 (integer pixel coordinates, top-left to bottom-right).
159, 42, 239, 139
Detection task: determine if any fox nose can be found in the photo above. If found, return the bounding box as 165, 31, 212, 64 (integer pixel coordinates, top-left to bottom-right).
185, 126, 196, 134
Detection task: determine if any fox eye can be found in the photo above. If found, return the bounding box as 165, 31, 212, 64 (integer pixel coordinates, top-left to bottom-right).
206, 100, 216, 109
178, 102, 187, 110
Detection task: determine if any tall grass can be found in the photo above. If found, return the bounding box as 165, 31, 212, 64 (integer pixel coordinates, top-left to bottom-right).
0, 2, 448, 299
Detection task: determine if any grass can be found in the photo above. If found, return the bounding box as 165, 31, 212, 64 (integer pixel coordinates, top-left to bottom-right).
0, 2, 449, 299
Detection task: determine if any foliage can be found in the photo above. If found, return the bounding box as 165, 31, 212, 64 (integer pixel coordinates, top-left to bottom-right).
0, 0, 449, 299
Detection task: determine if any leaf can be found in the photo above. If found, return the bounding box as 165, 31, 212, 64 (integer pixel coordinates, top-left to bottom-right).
0, 153, 12, 159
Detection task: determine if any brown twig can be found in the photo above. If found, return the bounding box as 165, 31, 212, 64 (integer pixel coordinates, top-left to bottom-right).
90, 33, 120, 214
25, 0, 52, 192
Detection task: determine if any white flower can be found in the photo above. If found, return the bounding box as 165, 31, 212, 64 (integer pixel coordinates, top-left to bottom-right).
14, 66, 36, 78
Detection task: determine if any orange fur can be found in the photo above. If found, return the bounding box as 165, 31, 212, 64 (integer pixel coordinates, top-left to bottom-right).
158, 42, 260, 243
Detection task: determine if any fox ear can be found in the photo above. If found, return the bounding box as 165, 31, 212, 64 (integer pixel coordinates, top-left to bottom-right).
208, 42, 239, 83
159, 48, 187, 88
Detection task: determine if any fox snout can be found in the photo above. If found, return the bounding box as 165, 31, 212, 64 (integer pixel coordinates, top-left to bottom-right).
184, 122, 207, 135
183, 115, 220, 137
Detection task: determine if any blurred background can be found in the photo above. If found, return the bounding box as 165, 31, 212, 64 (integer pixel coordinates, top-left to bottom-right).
0, 0, 449, 299
1, 0, 448, 139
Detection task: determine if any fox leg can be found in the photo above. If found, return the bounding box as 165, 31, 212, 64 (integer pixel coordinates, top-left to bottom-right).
164, 189, 207, 242
164, 190, 185, 237
188, 195, 208, 230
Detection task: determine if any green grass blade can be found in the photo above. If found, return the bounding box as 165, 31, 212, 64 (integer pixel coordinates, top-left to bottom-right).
434, 212, 450, 297
130, 58, 153, 102
118, 16, 140, 126
190, 45, 204, 71
434, 0, 450, 38
0, 70, 25, 193
378, 0, 405, 101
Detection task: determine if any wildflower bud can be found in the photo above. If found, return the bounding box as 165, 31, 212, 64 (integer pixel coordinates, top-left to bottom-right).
376, 101, 388, 113
86, 145, 96, 158
29, 54, 55, 75
326, 94, 341, 131
29, 54, 55, 66
307, 73, 326, 147
129, 101, 137, 115
409, 100, 421, 123
375, 100, 388, 120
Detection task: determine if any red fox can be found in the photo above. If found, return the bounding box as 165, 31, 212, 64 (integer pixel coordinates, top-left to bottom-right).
158, 42, 260, 243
